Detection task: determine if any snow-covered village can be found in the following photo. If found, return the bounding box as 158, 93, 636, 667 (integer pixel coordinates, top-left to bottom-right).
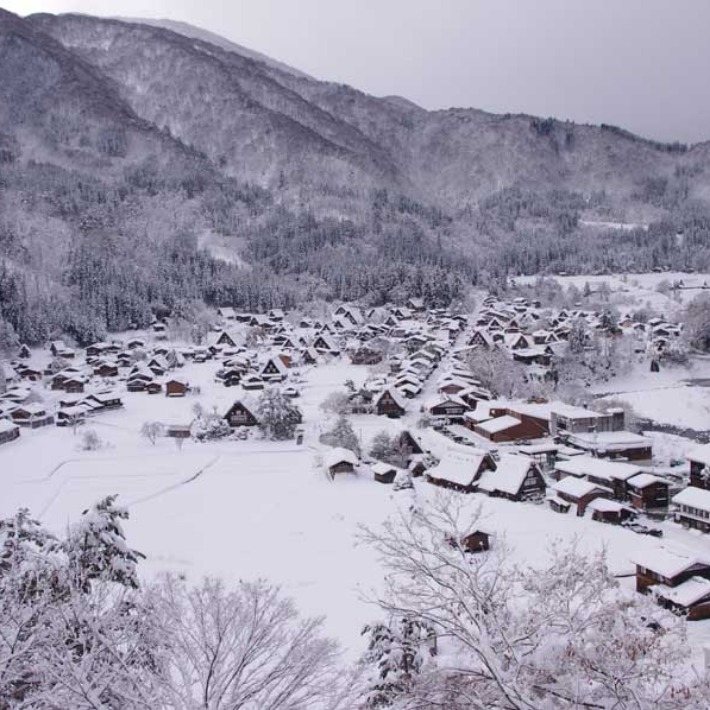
5, 265, 710, 706
6, 2, 710, 708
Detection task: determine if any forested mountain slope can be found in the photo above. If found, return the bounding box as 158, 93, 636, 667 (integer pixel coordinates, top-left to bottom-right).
2, 9, 710, 346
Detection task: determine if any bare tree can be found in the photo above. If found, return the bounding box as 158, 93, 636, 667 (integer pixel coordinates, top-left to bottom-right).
140, 421, 164, 446
149, 575, 357, 710
465, 347, 528, 399
320, 391, 351, 416
81, 429, 103, 451
360, 494, 709, 709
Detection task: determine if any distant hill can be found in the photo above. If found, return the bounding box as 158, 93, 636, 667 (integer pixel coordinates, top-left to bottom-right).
1, 8, 710, 346
116, 17, 314, 80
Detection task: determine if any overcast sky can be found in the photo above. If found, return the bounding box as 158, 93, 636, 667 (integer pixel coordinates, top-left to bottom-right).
4, 0, 709, 143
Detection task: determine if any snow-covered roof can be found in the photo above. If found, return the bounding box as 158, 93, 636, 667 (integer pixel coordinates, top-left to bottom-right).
586, 498, 626, 513
551, 404, 604, 420
324, 447, 359, 468
261, 356, 288, 375
463, 409, 492, 425
672, 486, 710, 513
0, 419, 19, 433
551, 477, 604, 499
632, 548, 709, 579
554, 456, 641, 482
518, 443, 558, 455
688, 444, 710, 467
654, 577, 710, 608
427, 449, 491, 487
426, 394, 467, 410
476, 415, 521, 434
376, 387, 407, 411
627, 473, 667, 490
478, 454, 533, 496
371, 462, 400, 476
567, 431, 651, 452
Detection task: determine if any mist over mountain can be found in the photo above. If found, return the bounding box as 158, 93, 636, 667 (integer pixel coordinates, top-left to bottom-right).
2, 8, 710, 345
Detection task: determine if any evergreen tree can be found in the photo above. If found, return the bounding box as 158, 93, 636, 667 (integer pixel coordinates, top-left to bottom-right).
320, 416, 361, 457
64, 495, 145, 591
256, 387, 302, 441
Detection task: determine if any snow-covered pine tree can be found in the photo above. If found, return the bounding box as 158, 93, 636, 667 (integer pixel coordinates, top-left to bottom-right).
64, 495, 145, 591
256, 387, 302, 440
361, 615, 436, 708
320, 415, 361, 457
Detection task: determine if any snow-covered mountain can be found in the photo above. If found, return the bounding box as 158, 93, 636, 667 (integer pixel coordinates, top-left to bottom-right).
3, 7, 710, 344
116, 17, 314, 80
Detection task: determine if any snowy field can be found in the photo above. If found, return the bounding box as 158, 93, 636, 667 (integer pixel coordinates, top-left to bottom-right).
515, 270, 710, 311
4, 353, 710, 662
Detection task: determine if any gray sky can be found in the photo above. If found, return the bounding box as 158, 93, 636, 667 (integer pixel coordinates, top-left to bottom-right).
4, 0, 710, 143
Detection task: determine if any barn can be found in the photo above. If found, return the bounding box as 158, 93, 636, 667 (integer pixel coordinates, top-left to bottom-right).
224, 399, 260, 428
375, 388, 407, 418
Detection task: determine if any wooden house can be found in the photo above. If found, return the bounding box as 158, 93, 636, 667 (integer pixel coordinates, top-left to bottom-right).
147, 356, 169, 377
564, 431, 653, 463
398, 430, 424, 457
216, 331, 237, 348
627, 474, 670, 510
19, 366, 43, 382
372, 462, 399, 484
672, 487, 710, 533
633, 549, 710, 620
165, 424, 192, 439
426, 448, 497, 494
260, 356, 289, 382
324, 447, 358, 479
586, 498, 635, 524
554, 457, 642, 502
427, 395, 469, 423
477, 454, 546, 501
350, 347, 383, 365
217, 307, 236, 320
456, 530, 491, 553
241, 374, 265, 391
313, 334, 340, 355
374, 387, 407, 418
224, 399, 260, 428
94, 362, 119, 378
11, 404, 54, 429
0, 420, 20, 446
548, 477, 608, 516
165, 379, 189, 397
301, 347, 319, 365
63, 377, 86, 394
688, 444, 710, 490
88, 393, 123, 410
56, 407, 86, 428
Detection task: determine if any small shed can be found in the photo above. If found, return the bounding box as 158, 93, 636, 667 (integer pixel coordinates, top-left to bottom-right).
371, 462, 399, 484
165, 379, 190, 397
324, 447, 359, 479
460, 530, 491, 553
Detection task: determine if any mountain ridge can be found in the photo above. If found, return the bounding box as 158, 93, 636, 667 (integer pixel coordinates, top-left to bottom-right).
2, 8, 710, 347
